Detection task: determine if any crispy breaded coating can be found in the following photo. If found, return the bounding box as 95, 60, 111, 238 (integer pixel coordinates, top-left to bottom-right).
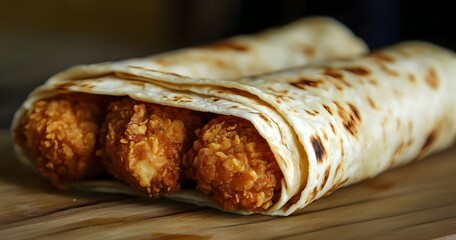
184, 116, 283, 212
22, 94, 104, 188
98, 97, 202, 197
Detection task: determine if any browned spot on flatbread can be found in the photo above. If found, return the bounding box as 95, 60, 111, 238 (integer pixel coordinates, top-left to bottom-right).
425, 68, 439, 89
367, 96, 378, 110
266, 87, 289, 95
378, 62, 400, 77
417, 129, 438, 159
321, 167, 330, 190
408, 73, 416, 83
291, 77, 322, 90
214, 59, 227, 68
172, 95, 193, 103
258, 113, 271, 125
54, 82, 74, 91
329, 122, 336, 134
322, 68, 343, 80
340, 138, 345, 163
335, 101, 361, 137
127, 81, 146, 87
322, 67, 352, 87
369, 52, 395, 63
303, 45, 316, 56
391, 141, 406, 167
322, 130, 328, 141
335, 85, 344, 91
202, 41, 249, 52
348, 103, 362, 122
342, 66, 371, 76
211, 97, 221, 102
282, 193, 301, 209
309, 186, 319, 202
323, 104, 333, 115
310, 135, 326, 163
368, 79, 379, 86
335, 162, 343, 177
305, 110, 317, 116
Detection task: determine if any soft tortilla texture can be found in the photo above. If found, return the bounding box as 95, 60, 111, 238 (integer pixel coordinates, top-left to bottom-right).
12, 41, 456, 216
118, 16, 367, 79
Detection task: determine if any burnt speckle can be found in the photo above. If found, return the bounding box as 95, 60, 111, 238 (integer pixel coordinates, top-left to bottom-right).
408, 74, 416, 83
348, 103, 361, 122
322, 68, 352, 87
335, 101, 361, 137
214, 59, 227, 68
367, 97, 378, 110
369, 52, 395, 63
342, 67, 371, 76
291, 78, 322, 90
377, 62, 399, 77
340, 138, 345, 162
368, 79, 379, 86
309, 186, 319, 201
322, 130, 328, 141
392, 141, 406, 163
55, 82, 74, 91
425, 68, 439, 89
172, 95, 193, 103
321, 167, 330, 190
211, 97, 221, 102
202, 41, 249, 52
323, 104, 333, 115
305, 110, 317, 116
418, 129, 438, 158
266, 87, 289, 95
303, 45, 316, 56
310, 135, 326, 163
335, 162, 343, 176
258, 113, 272, 125
329, 122, 336, 134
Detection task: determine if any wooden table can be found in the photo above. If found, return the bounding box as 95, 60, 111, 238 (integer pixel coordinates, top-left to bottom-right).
1, 129, 455, 239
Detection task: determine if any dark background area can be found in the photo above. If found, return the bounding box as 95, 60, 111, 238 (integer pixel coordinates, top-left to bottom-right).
1, 0, 455, 128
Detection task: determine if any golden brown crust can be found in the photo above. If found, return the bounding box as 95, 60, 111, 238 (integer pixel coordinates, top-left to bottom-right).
184, 115, 282, 212
98, 97, 202, 197
22, 94, 105, 188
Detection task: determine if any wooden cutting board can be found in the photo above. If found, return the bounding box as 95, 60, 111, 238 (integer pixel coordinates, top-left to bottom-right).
1, 129, 455, 239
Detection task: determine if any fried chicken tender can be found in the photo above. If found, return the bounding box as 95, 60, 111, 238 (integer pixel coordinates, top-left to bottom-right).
22, 93, 105, 188
184, 115, 283, 212
98, 97, 203, 197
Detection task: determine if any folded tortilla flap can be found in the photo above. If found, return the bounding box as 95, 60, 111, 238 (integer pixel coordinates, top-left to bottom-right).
118, 16, 367, 79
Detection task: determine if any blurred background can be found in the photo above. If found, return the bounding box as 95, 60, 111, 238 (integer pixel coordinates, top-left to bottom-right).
1, 0, 455, 128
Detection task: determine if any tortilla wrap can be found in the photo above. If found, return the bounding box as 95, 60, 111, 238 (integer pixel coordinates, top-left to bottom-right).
12, 40, 456, 216
118, 16, 367, 79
